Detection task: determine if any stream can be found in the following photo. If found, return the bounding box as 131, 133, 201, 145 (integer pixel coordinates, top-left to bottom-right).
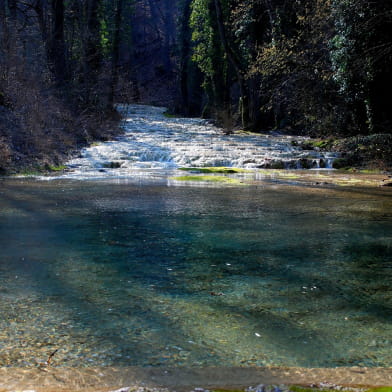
0, 105, 391, 372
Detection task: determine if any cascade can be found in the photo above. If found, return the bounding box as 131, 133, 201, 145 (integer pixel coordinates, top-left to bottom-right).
65, 104, 339, 178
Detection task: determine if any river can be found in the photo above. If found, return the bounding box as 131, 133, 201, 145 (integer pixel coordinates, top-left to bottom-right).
0, 105, 391, 382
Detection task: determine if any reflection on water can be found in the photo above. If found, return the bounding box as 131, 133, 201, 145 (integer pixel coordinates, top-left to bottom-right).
0, 179, 391, 368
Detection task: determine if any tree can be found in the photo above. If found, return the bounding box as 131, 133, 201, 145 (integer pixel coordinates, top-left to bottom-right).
190, 0, 229, 118
50, 0, 67, 84
213, 0, 250, 128
177, 0, 204, 115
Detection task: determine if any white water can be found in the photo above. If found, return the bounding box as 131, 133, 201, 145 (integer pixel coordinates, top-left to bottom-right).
64, 104, 339, 179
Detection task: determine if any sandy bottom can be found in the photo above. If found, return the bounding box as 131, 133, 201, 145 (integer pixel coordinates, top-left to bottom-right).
0, 366, 391, 391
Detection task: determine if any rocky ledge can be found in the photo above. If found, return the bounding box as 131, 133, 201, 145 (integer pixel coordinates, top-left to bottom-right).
296, 134, 392, 171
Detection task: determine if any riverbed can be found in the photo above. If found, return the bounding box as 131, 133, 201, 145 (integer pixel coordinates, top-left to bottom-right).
1, 177, 391, 370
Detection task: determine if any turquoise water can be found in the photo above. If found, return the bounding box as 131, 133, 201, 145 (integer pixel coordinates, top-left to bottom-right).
0, 178, 391, 368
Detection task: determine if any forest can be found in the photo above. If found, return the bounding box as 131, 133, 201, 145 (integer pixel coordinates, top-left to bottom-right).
1, 0, 392, 173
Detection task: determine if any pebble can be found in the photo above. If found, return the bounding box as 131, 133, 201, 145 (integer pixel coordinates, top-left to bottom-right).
109, 388, 131, 392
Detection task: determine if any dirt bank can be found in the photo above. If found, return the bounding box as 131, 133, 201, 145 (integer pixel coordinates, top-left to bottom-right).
0, 104, 122, 175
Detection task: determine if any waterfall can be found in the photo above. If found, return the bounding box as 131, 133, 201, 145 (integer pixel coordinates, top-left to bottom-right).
64, 104, 339, 178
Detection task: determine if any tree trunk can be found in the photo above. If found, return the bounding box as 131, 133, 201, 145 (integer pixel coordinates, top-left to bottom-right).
51, 0, 67, 84
86, 0, 101, 73
108, 0, 123, 108
85, 0, 102, 107
178, 0, 192, 114
213, 0, 250, 128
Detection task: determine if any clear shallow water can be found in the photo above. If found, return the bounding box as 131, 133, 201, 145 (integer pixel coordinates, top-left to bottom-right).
0, 178, 391, 368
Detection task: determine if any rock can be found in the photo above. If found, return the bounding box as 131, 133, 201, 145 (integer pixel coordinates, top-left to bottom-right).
210, 291, 224, 296
298, 158, 312, 169
247, 385, 290, 392
332, 158, 351, 169
242, 159, 256, 165
102, 161, 122, 169
270, 160, 285, 169
253, 384, 266, 392
319, 159, 326, 168
111, 389, 130, 392
380, 179, 392, 187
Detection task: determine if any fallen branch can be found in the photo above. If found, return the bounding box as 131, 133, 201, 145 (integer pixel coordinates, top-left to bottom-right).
46, 348, 59, 366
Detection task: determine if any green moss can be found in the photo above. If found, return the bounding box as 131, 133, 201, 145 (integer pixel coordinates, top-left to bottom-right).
179, 167, 251, 174
13, 170, 42, 177
170, 175, 245, 185
359, 169, 383, 174
334, 177, 378, 186
163, 111, 177, 118
366, 388, 392, 392
290, 386, 318, 392
300, 138, 336, 151
256, 169, 300, 179
342, 168, 383, 174
313, 138, 335, 149
12, 164, 67, 175
48, 164, 67, 172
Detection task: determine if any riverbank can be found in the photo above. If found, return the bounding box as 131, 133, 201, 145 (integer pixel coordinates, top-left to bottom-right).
1, 104, 392, 177
0, 366, 391, 392
294, 134, 392, 172
0, 105, 122, 176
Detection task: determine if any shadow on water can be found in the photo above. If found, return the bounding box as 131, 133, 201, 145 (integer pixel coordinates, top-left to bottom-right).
0, 179, 392, 367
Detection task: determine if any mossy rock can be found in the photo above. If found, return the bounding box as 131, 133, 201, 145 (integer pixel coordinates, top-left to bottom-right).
332, 133, 392, 170
163, 111, 177, 118
359, 169, 383, 174
332, 158, 352, 169
290, 387, 318, 392
48, 164, 67, 172
289, 387, 392, 392
13, 170, 42, 176
298, 158, 312, 169
170, 175, 245, 185
260, 160, 285, 169
179, 167, 251, 174
298, 138, 336, 151
270, 161, 285, 169
102, 161, 122, 169
366, 388, 392, 392
313, 138, 336, 149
